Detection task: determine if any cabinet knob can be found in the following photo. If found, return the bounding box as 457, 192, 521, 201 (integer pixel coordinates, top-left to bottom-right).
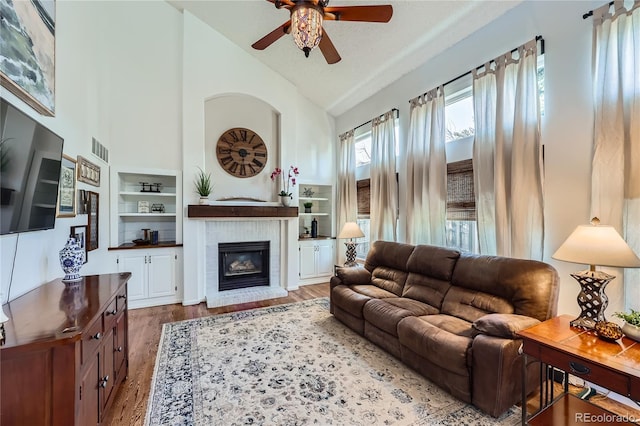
116, 346, 123, 352
100, 375, 109, 388
92, 332, 102, 340
107, 309, 117, 316
118, 294, 127, 300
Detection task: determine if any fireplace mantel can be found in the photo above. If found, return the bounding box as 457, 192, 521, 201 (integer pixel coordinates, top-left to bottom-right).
188, 205, 298, 218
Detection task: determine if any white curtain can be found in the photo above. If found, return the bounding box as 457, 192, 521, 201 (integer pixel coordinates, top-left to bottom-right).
337, 129, 357, 229
370, 110, 398, 242
473, 39, 544, 260
405, 87, 446, 246
591, 1, 640, 310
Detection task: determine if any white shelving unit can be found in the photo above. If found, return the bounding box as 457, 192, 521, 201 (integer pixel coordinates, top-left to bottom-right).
110, 168, 182, 248
298, 184, 335, 285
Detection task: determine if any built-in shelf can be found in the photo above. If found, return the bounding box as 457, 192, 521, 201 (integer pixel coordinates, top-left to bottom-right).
118, 213, 177, 218
119, 191, 176, 197
299, 212, 329, 216
299, 197, 329, 202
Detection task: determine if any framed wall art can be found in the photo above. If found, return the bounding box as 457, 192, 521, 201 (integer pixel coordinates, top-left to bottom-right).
87, 191, 99, 251
57, 155, 76, 217
70, 224, 88, 264
77, 155, 100, 187
0, 0, 56, 116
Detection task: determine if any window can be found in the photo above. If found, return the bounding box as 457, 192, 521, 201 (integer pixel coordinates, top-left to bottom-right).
356, 178, 371, 259
446, 159, 478, 253
445, 84, 474, 143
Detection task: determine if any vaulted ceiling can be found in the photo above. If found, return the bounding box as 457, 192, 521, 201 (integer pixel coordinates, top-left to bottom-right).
168, 1, 522, 116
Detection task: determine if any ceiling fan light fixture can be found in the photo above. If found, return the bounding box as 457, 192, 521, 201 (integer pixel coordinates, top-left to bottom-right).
291, 5, 323, 57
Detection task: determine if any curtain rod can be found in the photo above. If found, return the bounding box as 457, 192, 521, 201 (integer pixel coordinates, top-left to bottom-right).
436, 35, 544, 95
583, 1, 614, 19
353, 108, 399, 132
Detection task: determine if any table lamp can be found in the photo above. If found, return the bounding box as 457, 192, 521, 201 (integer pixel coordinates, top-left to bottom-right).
338, 222, 365, 267
552, 217, 640, 329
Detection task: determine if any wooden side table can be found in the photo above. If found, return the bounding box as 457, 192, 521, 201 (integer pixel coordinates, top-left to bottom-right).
517, 315, 640, 425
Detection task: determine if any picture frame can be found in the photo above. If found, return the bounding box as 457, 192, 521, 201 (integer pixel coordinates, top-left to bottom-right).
87, 191, 99, 251
70, 224, 88, 264
138, 200, 150, 213
77, 189, 88, 215
57, 155, 76, 217
0, 0, 56, 116
77, 155, 100, 187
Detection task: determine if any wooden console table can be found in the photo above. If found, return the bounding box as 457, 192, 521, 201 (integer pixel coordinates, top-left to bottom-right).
518, 315, 640, 425
0, 273, 131, 426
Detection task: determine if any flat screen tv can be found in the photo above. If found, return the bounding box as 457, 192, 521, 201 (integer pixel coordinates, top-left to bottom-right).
0, 98, 64, 235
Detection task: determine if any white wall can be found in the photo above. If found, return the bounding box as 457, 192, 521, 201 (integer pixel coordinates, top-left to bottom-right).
336, 0, 622, 318
2, 2, 336, 306
2, 1, 182, 303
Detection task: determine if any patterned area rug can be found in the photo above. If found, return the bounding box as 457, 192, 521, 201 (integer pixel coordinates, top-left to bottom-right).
145, 298, 520, 425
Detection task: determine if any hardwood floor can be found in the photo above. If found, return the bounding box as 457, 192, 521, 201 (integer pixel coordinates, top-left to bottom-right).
105, 282, 640, 425
103, 283, 330, 426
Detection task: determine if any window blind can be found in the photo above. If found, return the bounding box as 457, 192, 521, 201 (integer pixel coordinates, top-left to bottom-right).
447, 159, 475, 220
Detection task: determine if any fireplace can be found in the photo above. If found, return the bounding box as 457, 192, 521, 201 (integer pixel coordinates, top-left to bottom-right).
218, 241, 270, 291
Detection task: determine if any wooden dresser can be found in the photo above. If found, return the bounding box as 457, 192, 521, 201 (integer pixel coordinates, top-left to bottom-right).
0, 273, 130, 426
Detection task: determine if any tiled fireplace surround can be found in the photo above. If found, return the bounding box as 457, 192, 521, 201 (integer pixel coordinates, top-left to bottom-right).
202, 217, 291, 307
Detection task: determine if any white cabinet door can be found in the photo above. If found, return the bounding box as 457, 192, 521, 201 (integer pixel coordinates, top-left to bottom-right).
148, 253, 176, 298
316, 240, 335, 277
299, 244, 318, 279
119, 254, 147, 301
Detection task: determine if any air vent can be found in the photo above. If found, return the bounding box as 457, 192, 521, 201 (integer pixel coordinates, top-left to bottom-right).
91, 137, 109, 164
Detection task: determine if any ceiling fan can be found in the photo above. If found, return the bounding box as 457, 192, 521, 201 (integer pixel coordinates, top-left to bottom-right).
252, 0, 393, 64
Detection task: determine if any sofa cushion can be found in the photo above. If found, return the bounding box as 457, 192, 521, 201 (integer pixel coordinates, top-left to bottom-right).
418, 314, 475, 339
350, 284, 397, 299
370, 267, 409, 296
406, 244, 460, 281
398, 316, 472, 376
441, 286, 514, 323
472, 313, 541, 339
363, 298, 438, 336
365, 240, 415, 273
331, 285, 372, 319
452, 253, 559, 321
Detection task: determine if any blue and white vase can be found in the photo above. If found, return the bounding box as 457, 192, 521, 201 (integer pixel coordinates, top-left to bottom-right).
59, 237, 85, 282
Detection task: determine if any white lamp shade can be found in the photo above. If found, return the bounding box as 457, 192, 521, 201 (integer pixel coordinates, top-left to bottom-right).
552, 224, 640, 268
338, 222, 365, 239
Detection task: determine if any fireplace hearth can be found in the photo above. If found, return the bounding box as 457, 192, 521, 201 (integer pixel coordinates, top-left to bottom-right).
218, 241, 270, 291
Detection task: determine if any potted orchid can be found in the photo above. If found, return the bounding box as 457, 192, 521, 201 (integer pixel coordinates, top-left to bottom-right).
271, 165, 299, 206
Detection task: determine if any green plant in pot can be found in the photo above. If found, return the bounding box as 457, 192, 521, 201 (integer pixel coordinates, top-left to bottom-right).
614, 309, 640, 342
194, 167, 212, 204
303, 202, 312, 213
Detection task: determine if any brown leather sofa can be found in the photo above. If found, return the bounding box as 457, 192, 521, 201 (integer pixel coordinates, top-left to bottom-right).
330, 241, 559, 417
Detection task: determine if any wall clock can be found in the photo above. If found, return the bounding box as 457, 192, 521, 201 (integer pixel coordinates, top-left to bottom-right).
216, 127, 268, 178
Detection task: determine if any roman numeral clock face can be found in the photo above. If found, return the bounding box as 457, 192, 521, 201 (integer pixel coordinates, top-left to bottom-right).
215, 128, 268, 178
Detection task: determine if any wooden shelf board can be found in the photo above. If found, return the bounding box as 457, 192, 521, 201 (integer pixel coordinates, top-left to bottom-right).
187, 205, 298, 218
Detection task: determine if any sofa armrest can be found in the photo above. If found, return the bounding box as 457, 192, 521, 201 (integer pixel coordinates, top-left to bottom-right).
335, 267, 371, 286
472, 313, 541, 339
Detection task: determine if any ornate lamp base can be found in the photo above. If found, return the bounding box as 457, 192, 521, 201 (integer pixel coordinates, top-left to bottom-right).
344, 241, 358, 267
569, 269, 615, 329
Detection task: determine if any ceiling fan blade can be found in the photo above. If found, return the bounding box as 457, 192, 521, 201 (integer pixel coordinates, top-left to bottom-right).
252, 20, 292, 50
324, 5, 393, 23
319, 28, 341, 64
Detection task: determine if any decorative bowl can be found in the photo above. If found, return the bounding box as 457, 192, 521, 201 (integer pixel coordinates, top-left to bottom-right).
595, 321, 623, 341
622, 322, 640, 342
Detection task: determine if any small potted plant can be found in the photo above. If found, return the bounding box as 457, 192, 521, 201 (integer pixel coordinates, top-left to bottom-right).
194, 167, 212, 204
303, 202, 313, 213
614, 309, 640, 342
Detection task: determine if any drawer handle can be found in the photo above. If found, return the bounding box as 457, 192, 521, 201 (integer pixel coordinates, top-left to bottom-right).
107, 309, 117, 316
116, 346, 123, 352
569, 361, 590, 375
118, 294, 127, 300
92, 332, 102, 340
